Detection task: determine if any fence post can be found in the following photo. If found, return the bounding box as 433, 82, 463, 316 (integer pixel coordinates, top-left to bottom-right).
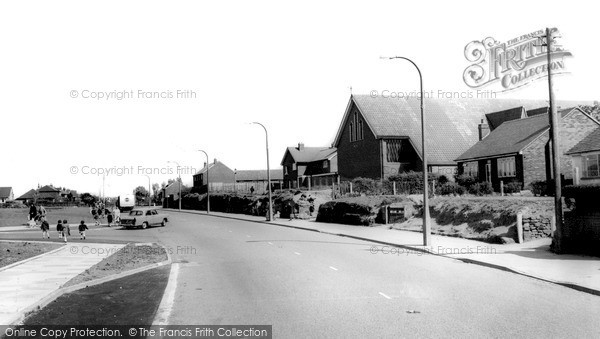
550, 215, 556, 237
308, 177, 311, 191
500, 180, 504, 196
384, 205, 389, 224
332, 182, 335, 199
349, 182, 353, 194
393, 181, 396, 195
517, 212, 523, 244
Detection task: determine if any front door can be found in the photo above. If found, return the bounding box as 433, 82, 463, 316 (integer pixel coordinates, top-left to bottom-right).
485, 161, 492, 183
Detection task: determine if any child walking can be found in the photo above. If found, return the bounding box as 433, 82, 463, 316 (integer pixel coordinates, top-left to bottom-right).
79, 220, 88, 239
62, 219, 70, 243
40, 217, 50, 239
56, 220, 64, 239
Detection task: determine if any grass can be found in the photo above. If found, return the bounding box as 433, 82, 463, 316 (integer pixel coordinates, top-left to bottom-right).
0, 207, 100, 227
0, 242, 65, 268
21, 265, 170, 326
64, 243, 168, 288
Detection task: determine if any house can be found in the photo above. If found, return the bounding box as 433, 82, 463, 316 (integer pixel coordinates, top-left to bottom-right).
0, 187, 14, 203
455, 107, 600, 191
15, 189, 37, 204
234, 169, 284, 192
565, 125, 600, 185
192, 159, 235, 193
280, 143, 338, 188
332, 95, 569, 181
37, 185, 61, 203
162, 180, 190, 208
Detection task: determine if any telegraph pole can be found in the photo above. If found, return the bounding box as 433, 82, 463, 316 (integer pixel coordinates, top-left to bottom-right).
545, 27, 564, 253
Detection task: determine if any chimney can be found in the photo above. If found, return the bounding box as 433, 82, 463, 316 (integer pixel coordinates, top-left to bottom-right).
298, 142, 304, 151
214, 158, 218, 164
478, 119, 490, 140
203, 162, 207, 168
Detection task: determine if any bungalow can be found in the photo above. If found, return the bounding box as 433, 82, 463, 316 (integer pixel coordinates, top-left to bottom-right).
37, 185, 61, 203
455, 107, 600, 191
0, 187, 14, 203
280, 143, 338, 189
234, 169, 284, 192
162, 180, 190, 208
332, 95, 564, 181
565, 126, 600, 185
15, 189, 37, 204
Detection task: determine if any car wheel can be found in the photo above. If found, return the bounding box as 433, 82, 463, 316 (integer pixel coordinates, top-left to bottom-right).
141, 222, 149, 229
161, 218, 167, 227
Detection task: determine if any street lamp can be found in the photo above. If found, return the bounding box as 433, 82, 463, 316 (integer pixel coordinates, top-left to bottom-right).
143, 174, 151, 206
197, 149, 210, 214
381, 55, 431, 246
167, 161, 183, 211
251, 122, 273, 222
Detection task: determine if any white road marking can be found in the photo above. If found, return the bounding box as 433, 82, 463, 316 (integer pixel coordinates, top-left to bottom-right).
294, 252, 301, 255
379, 292, 392, 299
153, 263, 180, 325
268, 242, 273, 245
329, 266, 338, 271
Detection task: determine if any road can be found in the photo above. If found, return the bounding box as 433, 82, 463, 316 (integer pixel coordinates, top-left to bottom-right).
3, 211, 600, 337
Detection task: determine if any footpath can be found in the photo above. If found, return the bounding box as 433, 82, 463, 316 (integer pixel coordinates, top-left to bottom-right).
169, 208, 600, 296
0, 242, 125, 325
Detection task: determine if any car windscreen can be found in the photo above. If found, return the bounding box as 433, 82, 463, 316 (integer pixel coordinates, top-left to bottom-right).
129, 210, 143, 216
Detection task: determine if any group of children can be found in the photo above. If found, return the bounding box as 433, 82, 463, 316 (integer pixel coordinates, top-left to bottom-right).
39, 217, 89, 242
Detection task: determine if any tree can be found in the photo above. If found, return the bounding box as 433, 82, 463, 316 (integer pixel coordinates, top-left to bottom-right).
133, 186, 148, 205
80, 192, 98, 206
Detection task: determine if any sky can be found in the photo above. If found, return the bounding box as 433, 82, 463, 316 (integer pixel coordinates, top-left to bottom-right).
0, 0, 597, 198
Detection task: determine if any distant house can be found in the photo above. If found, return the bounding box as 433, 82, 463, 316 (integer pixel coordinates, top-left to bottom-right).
37, 185, 61, 203
455, 107, 600, 191
566, 126, 600, 185
235, 169, 284, 191
332, 95, 584, 181
15, 189, 37, 204
162, 180, 190, 208
280, 143, 337, 188
192, 159, 235, 193
0, 187, 14, 203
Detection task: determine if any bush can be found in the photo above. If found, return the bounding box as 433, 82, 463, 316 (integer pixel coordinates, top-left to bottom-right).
468, 182, 493, 196
455, 174, 478, 188
504, 181, 522, 194
388, 171, 440, 195
437, 182, 465, 196
351, 177, 388, 195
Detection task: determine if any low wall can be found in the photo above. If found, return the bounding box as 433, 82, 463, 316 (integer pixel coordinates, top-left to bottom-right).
521, 216, 553, 241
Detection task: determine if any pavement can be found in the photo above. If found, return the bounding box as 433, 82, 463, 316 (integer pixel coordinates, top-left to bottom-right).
166, 208, 600, 296
0, 242, 125, 325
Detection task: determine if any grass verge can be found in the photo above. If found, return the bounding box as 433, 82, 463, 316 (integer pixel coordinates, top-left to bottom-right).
0, 241, 65, 268
63, 243, 168, 288
20, 265, 170, 326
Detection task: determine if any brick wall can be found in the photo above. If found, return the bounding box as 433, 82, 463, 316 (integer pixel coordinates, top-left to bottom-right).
521, 216, 552, 240
337, 104, 382, 180
522, 131, 549, 188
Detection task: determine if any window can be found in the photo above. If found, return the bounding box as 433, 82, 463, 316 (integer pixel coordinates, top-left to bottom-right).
497, 157, 516, 177
323, 160, 329, 169
349, 112, 364, 142
583, 154, 600, 177
463, 161, 478, 177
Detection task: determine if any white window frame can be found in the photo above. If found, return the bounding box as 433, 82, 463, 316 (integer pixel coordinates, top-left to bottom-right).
497, 156, 516, 178
582, 153, 600, 178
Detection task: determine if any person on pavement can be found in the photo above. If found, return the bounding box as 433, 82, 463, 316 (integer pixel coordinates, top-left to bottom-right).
40, 217, 50, 239
56, 220, 64, 239
79, 220, 88, 240
62, 219, 70, 243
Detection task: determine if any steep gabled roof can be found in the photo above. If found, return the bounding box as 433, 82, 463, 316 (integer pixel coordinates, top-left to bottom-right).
235, 169, 284, 181
456, 107, 586, 161
332, 95, 568, 165
281, 146, 336, 165
566, 126, 600, 155
526, 107, 549, 117
0, 187, 12, 198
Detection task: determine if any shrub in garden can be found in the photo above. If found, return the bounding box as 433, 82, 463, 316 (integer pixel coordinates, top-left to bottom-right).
455, 174, 478, 188
504, 181, 522, 194
468, 182, 493, 196
437, 182, 465, 196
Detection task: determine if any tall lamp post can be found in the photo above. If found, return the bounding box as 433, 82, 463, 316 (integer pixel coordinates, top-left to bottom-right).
143, 174, 151, 206
251, 122, 273, 222
381, 56, 431, 246
167, 161, 183, 211
198, 149, 210, 214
